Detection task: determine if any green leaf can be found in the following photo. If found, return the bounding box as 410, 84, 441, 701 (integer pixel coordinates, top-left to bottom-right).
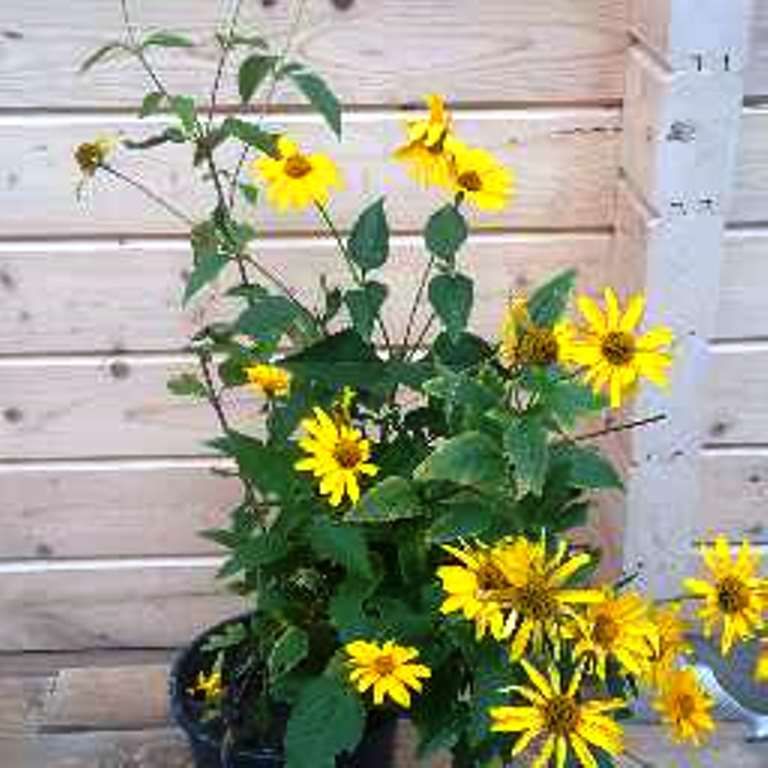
503, 414, 549, 497
423, 371, 497, 412
201, 621, 247, 653
222, 116, 279, 156
349, 476, 423, 522
123, 127, 186, 150
184, 223, 228, 305
344, 281, 388, 341
427, 501, 498, 543
79, 41, 131, 73
170, 95, 197, 134
141, 32, 195, 49
236, 296, 302, 345
239, 183, 260, 205
139, 91, 166, 118
432, 332, 493, 371
290, 71, 342, 139
552, 444, 623, 490
424, 204, 468, 265
414, 432, 505, 494
307, 518, 373, 578
528, 269, 576, 327
269, 626, 309, 681
238, 54, 276, 103
167, 372, 206, 398
284, 677, 364, 768
545, 379, 605, 428
329, 577, 378, 640
347, 198, 389, 272
428, 273, 474, 342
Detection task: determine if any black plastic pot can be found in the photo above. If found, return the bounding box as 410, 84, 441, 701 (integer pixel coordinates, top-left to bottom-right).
170, 614, 402, 768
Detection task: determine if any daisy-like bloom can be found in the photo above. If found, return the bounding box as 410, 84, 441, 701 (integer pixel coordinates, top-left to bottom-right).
75, 135, 116, 176
393, 94, 456, 188
683, 536, 766, 655
245, 363, 291, 398
344, 639, 431, 708
647, 604, 692, 685
652, 668, 715, 746
490, 659, 625, 768
492, 537, 604, 660
294, 406, 378, 506
564, 288, 674, 408
446, 137, 514, 211
251, 135, 341, 211
188, 668, 224, 704
756, 640, 768, 682
437, 542, 509, 641
570, 590, 659, 681
498, 297, 574, 369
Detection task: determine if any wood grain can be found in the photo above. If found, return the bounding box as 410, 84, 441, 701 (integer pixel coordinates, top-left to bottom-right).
0, 233, 611, 354
0, 564, 239, 651
731, 107, 768, 224
0, 460, 239, 558
746, 0, 768, 97
0, 0, 628, 109
0, 109, 621, 237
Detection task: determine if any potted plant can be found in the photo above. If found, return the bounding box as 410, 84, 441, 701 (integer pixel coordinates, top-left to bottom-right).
76, 4, 768, 766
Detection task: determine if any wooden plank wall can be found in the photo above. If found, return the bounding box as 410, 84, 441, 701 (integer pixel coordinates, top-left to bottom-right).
0, 0, 630, 652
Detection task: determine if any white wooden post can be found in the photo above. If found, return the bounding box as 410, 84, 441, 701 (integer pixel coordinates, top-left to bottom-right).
617, 0, 754, 595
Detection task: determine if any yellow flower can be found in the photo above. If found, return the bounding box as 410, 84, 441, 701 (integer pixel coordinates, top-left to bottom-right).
570, 590, 659, 680
188, 668, 224, 704
684, 536, 766, 655
647, 604, 692, 684
75, 135, 116, 176
565, 288, 674, 408
652, 668, 715, 746
498, 297, 574, 369
446, 138, 513, 211
490, 659, 625, 768
436, 542, 509, 641
251, 135, 341, 211
245, 364, 291, 398
393, 94, 455, 188
756, 640, 768, 682
294, 406, 378, 506
345, 639, 431, 708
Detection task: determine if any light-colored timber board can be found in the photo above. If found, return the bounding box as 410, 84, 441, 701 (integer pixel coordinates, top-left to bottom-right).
747, 0, 768, 97
0, 460, 240, 559
0, 232, 611, 354
0, 564, 240, 651
0, 341, 755, 460
732, 107, 768, 224
0, 660, 765, 767
0, 0, 629, 109
0, 109, 621, 237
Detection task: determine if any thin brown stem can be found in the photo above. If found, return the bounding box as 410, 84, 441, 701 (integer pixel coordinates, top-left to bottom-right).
208, 0, 245, 127
572, 413, 667, 442
101, 165, 194, 225
406, 312, 436, 360
401, 253, 435, 357
120, 0, 170, 97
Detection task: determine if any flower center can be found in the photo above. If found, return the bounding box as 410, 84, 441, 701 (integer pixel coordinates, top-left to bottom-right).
516, 579, 558, 620
373, 654, 396, 676
593, 614, 620, 647
334, 438, 363, 469
75, 142, 105, 175
717, 576, 750, 614
544, 695, 581, 736
601, 331, 636, 366
476, 563, 509, 593
284, 154, 313, 179
518, 328, 560, 366
675, 693, 697, 719
457, 170, 483, 192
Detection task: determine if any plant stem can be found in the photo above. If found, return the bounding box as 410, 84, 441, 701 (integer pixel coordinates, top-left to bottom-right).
653, 594, 700, 606
101, 165, 195, 225
573, 413, 667, 442
120, 0, 170, 97
406, 312, 437, 360
314, 201, 395, 353
400, 252, 435, 357
208, 0, 245, 127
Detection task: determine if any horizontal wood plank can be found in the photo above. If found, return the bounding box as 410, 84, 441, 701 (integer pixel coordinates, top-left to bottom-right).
731, 107, 768, 224
0, 0, 628, 109
746, 0, 768, 97
705, 343, 768, 445
0, 109, 621, 237
0, 461, 239, 558
0, 564, 239, 651
716, 229, 768, 340
0, 233, 611, 354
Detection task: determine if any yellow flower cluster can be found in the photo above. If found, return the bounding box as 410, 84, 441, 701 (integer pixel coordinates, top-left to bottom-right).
498, 287, 674, 409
